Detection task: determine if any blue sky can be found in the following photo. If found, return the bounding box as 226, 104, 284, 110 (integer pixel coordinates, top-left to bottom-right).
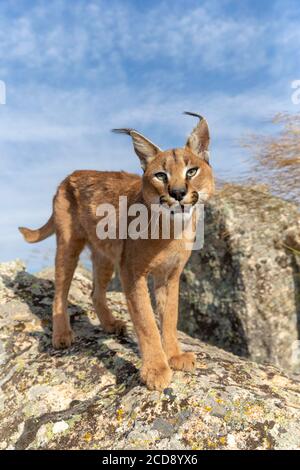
0, 0, 300, 271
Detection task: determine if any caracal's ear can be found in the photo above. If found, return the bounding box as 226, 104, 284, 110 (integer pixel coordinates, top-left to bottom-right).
183, 111, 210, 163
111, 128, 162, 170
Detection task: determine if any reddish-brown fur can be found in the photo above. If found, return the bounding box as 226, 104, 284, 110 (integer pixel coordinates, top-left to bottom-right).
19, 114, 214, 390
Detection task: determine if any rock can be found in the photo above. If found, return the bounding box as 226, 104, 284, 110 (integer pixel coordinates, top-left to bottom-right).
180, 184, 300, 373
52, 421, 69, 434
1, 260, 300, 450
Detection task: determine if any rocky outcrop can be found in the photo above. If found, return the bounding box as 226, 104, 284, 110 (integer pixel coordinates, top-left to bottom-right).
1, 260, 300, 450
180, 184, 300, 372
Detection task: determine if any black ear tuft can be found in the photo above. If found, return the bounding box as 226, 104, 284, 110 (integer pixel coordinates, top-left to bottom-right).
111, 128, 135, 135
183, 111, 204, 121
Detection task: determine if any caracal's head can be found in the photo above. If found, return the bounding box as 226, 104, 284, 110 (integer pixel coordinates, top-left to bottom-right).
112, 112, 214, 214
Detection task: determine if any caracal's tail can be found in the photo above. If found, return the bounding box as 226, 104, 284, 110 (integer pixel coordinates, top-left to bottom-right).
18, 214, 55, 243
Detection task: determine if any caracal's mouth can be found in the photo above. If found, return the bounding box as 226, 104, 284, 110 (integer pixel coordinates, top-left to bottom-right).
158, 200, 196, 219
159, 196, 198, 214
159, 191, 199, 211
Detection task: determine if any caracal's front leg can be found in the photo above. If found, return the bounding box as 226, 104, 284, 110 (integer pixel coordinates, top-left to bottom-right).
120, 267, 172, 391
155, 270, 196, 371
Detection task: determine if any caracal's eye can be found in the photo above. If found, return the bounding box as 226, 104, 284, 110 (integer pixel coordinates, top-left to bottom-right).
154, 172, 168, 183
186, 167, 199, 178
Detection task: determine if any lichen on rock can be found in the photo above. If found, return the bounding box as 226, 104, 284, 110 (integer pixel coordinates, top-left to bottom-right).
0, 260, 300, 450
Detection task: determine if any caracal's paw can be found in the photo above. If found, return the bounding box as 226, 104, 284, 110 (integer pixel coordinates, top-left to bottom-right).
140, 362, 172, 391
52, 329, 74, 349
169, 352, 196, 371
103, 319, 127, 336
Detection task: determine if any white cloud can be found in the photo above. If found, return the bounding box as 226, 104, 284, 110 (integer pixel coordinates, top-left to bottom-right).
0, 0, 297, 78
